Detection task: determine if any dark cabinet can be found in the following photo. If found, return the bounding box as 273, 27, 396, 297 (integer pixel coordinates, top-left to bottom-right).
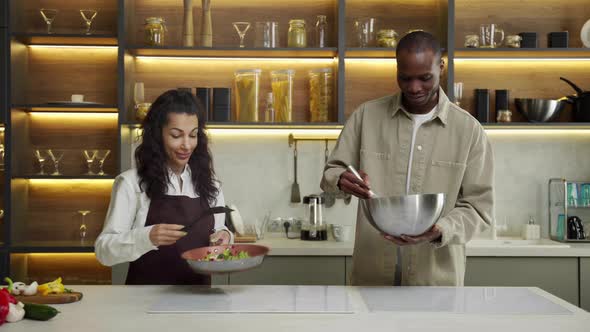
0, 28, 7, 123
0, 0, 6, 27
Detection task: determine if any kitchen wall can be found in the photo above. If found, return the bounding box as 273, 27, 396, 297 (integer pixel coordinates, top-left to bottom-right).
129, 128, 590, 239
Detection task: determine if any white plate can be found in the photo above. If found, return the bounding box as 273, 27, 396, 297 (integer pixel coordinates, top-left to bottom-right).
582, 18, 590, 48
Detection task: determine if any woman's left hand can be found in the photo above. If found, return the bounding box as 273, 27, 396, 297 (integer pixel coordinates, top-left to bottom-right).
209, 230, 232, 246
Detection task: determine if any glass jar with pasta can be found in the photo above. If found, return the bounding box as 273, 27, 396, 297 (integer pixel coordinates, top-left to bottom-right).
288, 19, 307, 48
144, 17, 167, 46
234, 69, 262, 122
308, 68, 333, 122
271, 69, 295, 123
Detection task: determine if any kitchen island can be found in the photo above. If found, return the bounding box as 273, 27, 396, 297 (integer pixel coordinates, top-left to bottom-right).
3, 285, 589, 332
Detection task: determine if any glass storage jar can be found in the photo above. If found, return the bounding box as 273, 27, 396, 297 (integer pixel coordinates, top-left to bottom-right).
377, 29, 398, 48
308, 68, 333, 122
234, 69, 262, 122
144, 17, 166, 46
464, 34, 479, 48
288, 19, 307, 48
505, 35, 522, 48
271, 69, 295, 122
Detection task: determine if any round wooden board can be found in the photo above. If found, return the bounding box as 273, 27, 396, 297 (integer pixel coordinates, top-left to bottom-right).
15, 291, 83, 304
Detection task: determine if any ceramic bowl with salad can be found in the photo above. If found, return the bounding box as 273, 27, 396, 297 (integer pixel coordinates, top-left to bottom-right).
181, 244, 269, 274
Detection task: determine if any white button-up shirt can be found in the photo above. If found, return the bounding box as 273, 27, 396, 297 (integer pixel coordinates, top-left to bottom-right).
95, 167, 229, 266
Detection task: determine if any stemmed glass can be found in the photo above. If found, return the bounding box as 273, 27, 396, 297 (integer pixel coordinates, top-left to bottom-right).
47, 149, 64, 176
453, 82, 464, 107
83, 150, 98, 175
77, 210, 91, 241
232, 22, 251, 48
80, 9, 98, 35
40, 9, 59, 34
33, 149, 47, 175
96, 150, 111, 175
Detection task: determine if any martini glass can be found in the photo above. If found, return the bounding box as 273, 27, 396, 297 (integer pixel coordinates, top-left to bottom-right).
232, 22, 251, 48
33, 149, 47, 175
83, 150, 98, 175
77, 210, 91, 241
40, 9, 58, 34
96, 149, 111, 175
47, 149, 64, 176
80, 9, 98, 35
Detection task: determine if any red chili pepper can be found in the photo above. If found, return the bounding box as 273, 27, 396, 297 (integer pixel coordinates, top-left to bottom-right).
0, 288, 17, 326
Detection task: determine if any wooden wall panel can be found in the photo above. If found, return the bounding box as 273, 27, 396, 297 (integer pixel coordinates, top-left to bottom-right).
455, 0, 590, 48
130, 0, 338, 47
134, 57, 338, 123
12, 180, 113, 244
17, 0, 118, 34
345, 0, 446, 47
26, 47, 117, 105
11, 253, 111, 284
454, 60, 590, 122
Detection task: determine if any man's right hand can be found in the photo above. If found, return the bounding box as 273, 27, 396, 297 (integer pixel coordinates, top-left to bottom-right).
149, 224, 187, 246
338, 169, 373, 199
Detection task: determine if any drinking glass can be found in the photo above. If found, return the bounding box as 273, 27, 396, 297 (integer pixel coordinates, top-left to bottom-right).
255, 21, 279, 48
77, 210, 91, 241
353, 18, 376, 47
96, 149, 111, 175
40, 9, 59, 34
83, 150, 98, 175
232, 22, 251, 48
33, 149, 47, 175
453, 82, 464, 106
80, 9, 98, 35
480, 24, 504, 48
47, 149, 64, 176
134, 82, 145, 105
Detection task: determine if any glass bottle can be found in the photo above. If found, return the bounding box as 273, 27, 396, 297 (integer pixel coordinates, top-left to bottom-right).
265, 92, 275, 123
270, 70, 295, 122
234, 69, 262, 122
315, 15, 327, 48
288, 19, 307, 48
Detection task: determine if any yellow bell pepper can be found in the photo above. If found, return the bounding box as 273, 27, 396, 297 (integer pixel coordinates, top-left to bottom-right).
37, 277, 65, 296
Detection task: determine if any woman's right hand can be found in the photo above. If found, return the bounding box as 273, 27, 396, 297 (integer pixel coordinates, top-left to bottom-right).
149, 224, 187, 246
338, 169, 373, 199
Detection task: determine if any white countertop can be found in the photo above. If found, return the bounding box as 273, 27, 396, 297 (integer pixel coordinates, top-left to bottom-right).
256, 236, 590, 257
3, 285, 589, 332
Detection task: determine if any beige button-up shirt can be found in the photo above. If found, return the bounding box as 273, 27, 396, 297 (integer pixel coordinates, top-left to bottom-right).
321, 88, 494, 286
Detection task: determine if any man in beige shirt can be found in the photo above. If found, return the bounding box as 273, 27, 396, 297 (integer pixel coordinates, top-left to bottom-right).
321, 31, 494, 286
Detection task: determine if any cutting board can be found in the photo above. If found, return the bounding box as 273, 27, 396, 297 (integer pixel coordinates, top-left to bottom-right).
234, 235, 256, 243
15, 291, 83, 304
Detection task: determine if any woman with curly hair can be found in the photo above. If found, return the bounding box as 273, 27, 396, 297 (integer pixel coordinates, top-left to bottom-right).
95, 89, 232, 285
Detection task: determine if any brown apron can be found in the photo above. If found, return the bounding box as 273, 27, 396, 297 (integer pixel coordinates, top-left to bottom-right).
126, 195, 213, 285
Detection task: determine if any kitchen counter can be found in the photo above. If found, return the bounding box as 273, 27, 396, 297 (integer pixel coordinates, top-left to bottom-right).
257, 236, 590, 257
3, 285, 589, 332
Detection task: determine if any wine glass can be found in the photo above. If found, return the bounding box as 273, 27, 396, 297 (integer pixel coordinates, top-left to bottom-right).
33, 149, 47, 175
47, 149, 64, 176
232, 22, 251, 48
40, 9, 59, 34
453, 82, 464, 107
77, 210, 91, 241
83, 150, 98, 175
96, 149, 111, 176
80, 9, 98, 35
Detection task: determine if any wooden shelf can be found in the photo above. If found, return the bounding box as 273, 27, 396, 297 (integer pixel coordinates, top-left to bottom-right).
123, 122, 344, 129
129, 47, 338, 58
454, 48, 590, 59
483, 123, 590, 129
12, 33, 118, 46
10, 241, 95, 253
345, 48, 396, 58
12, 175, 116, 180
12, 104, 118, 113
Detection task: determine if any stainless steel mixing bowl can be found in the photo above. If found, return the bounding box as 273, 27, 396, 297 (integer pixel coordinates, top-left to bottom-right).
515, 98, 566, 122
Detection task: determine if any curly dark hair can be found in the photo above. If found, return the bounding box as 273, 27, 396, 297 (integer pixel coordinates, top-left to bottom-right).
135, 89, 219, 206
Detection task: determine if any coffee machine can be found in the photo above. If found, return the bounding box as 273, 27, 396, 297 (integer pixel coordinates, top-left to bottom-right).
301, 195, 327, 241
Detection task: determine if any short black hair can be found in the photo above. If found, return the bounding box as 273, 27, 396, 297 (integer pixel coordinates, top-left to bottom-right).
396, 31, 442, 61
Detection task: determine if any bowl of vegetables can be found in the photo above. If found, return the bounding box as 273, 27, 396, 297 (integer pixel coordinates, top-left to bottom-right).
181, 244, 269, 274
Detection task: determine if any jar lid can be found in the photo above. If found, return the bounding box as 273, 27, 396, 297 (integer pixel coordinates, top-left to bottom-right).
289, 19, 306, 25
235, 69, 262, 74
303, 195, 325, 204
309, 68, 333, 74
271, 69, 295, 75
145, 17, 165, 24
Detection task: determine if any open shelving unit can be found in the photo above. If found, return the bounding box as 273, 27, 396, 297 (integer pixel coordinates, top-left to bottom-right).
0, 0, 589, 284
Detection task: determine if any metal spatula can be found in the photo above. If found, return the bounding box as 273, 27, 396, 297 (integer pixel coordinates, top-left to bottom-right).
290, 141, 301, 203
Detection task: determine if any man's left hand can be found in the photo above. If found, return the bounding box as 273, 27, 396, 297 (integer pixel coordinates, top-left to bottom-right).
381, 224, 442, 246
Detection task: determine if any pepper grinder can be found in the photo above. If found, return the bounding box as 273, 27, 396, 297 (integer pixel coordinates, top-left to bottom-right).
182, 0, 195, 46
200, 0, 212, 47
